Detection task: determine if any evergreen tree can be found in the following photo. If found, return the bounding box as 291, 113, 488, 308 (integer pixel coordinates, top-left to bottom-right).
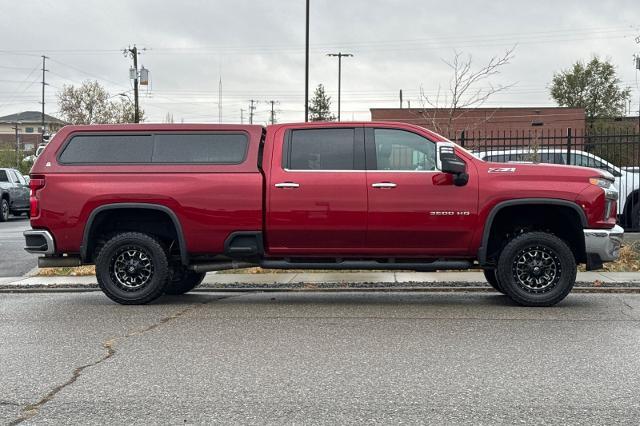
308, 84, 335, 121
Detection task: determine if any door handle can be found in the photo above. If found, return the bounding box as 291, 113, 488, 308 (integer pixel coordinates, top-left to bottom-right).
371, 182, 397, 188
274, 182, 300, 188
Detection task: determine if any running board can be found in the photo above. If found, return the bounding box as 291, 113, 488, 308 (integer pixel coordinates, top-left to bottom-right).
259, 260, 472, 271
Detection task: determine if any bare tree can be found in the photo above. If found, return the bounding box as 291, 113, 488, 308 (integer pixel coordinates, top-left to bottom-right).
419, 47, 516, 137
57, 80, 143, 124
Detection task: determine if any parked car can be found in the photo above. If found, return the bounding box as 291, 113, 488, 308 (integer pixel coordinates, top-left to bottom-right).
0, 168, 30, 221
475, 148, 640, 228
24, 123, 622, 307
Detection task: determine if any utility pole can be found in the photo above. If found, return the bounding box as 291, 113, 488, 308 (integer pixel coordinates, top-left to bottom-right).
304, 0, 310, 122
267, 100, 278, 125
326, 52, 353, 121
240, 109, 245, 124
249, 100, 257, 124
123, 45, 145, 123
218, 76, 222, 124
40, 55, 48, 141
635, 37, 640, 130
399, 89, 403, 109
13, 122, 20, 168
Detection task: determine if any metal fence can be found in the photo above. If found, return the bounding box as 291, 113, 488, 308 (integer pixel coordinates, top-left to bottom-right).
449, 128, 640, 230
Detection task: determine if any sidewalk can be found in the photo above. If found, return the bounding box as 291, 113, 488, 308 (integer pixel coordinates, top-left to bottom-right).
2, 271, 640, 291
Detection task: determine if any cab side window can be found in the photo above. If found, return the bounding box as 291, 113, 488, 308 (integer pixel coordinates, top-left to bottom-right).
373, 129, 436, 171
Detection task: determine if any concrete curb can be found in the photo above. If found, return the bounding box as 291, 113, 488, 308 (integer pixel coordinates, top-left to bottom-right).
2, 286, 640, 294
2, 271, 640, 293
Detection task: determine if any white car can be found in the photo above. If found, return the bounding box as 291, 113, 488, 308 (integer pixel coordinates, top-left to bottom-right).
475, 148, 640, 228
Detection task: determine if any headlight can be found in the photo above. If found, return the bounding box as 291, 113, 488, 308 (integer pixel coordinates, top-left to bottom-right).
589, 177, 612, 189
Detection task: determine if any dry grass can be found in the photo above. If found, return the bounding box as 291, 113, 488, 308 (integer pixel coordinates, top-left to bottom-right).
600, 242, 640, 272
37, 243, 640, 276
38, 265, 96, 276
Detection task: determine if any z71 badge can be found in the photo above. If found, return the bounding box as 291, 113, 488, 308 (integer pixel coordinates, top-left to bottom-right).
488, 167, 516, 173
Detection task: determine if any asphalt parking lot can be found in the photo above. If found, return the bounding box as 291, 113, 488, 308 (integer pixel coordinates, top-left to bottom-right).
0, 217, 35, 277
1, 291, 639, 424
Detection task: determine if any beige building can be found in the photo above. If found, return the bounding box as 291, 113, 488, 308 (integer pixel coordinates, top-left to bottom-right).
0, 111, 66, 152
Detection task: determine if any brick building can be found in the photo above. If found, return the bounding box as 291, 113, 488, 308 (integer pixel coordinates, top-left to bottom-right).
370, 107, 586, 139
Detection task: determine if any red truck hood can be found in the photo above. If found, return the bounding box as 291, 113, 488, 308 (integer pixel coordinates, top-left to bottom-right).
482, 161, 612, 180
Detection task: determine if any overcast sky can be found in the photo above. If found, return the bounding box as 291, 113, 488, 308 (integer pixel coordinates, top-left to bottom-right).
1, 0, 639, 124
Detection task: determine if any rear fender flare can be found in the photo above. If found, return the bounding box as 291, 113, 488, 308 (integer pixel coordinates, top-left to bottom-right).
81, 203, 188, 265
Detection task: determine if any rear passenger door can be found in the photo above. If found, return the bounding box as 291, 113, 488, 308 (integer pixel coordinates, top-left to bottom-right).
267, 127, 367, 255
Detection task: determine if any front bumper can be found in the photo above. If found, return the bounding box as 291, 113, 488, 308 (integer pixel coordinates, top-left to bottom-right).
584, 225, 624, 263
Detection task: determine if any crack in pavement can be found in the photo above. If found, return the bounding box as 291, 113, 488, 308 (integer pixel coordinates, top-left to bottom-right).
8, 294, 245, 425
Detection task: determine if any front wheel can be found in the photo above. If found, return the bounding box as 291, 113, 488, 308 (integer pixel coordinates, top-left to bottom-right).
95, 232, 169, 305
165, 267, 206, 295
0, 199, 9, 222
496, 232, 577, 307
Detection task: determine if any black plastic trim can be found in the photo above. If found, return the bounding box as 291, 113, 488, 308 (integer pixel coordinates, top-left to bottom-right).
478, 198, 588, 265
81, 203, 188, 265
223, 231, 264, 258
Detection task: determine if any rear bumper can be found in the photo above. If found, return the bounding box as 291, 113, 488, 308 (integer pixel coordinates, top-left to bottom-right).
584, 225, 623, 263
23, 229, 55, 255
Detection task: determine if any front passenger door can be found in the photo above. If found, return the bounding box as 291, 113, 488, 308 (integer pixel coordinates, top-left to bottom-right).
365, 127, 478, 256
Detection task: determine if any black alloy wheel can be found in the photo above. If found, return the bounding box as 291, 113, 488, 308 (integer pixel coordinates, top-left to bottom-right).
95, 232, 169, 304
496, 232, 577, 307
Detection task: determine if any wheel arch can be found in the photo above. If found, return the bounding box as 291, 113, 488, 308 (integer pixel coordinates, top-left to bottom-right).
81, 203, 188, 265
478, 198, 587, 265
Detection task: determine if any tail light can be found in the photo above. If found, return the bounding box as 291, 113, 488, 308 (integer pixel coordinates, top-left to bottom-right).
29, 175, 45, 218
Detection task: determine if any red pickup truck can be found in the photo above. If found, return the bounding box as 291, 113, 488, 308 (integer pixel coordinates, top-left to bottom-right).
24, 122, 623, 306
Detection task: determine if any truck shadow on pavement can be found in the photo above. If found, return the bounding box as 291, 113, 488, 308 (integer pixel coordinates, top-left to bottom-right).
149, 291, 595, 309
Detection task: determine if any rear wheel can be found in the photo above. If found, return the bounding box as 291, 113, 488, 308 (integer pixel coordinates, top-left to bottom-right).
483, 269, 506, 294
496, 232, 576, 307
95, 232, 169, 305
0, 199, 9, 222
165, 267, 205, 295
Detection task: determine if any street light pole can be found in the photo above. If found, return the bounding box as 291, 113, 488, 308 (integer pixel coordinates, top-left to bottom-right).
327, 52, 353, 121
304, 0, 310, 122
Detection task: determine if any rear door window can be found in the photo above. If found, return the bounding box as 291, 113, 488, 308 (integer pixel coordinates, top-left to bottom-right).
286, 128, 356, 170
0, 170, 8, 182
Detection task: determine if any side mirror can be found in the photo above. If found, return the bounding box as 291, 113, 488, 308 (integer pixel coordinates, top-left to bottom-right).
439, 146, 469, 186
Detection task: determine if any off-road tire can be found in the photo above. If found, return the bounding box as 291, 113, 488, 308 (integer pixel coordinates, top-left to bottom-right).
632, 202, 640, 230
0, 199, 9, 222
165, 267, 206, 295
95, 232, 169, 305
497, 232, 576, 307
483, 269, 506, 294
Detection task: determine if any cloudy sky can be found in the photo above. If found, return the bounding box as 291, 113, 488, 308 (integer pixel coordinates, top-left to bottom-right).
1, 0, 639, 124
